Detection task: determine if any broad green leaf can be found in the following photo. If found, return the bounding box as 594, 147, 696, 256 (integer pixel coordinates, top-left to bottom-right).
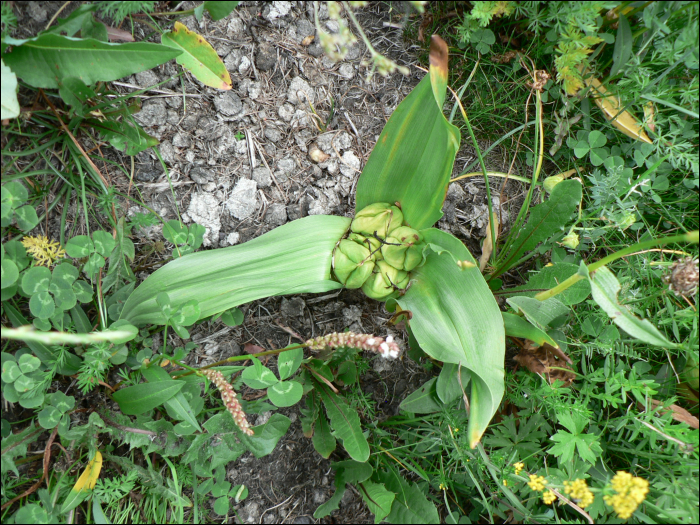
161, 22, 232, 90
314, 469, 347, 518
18, 354, 40, 374
22, 266, 52, 294
239, 413, 291, 458
121, 215, 350, 326
49, 279, 77, 311
2, 180, 28, 207
29, 291, 55, 319
81, 15, 108, 42
334, 460, 374, 484
38, 405, 63, 429
377, 467, 440, 524
12, 504, 49, 523
584, 264, 677, 348
220, 307, 244, 327
315, 382, 369, 462
397, 229, 505, 448
360, 481, 395, 524
241, 358, 278, 389
112, 381, 185, 415
3, 34, 181, 89
13, 205, 39, 231
204, 1, 240, 21
277, 347, 303, 380
171, 299, 200, 326
267, 380, 303, 407
493, 180, 582, 278
163, 220, 188, 245
213, 496, 229, 515
1, 258, 19, 289
436, 362, 470, 405
355, 50, 459, 230
141, 365, 202, 432
92, 231, 116, 257
399, 377, 442, 414
502, 312, 560, 349
91, 118, 159, 156
48, 391, 75, 412
312, 411, 336, 459
52, 262, 79, 285
1, 59, 20, 120
2, 360, 21, 383
66, 235, 94, 258
45, 4, 97, 38
506, 296, 569, 331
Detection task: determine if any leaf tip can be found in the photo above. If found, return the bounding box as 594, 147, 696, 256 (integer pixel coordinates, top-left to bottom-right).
429, 35, 448, 78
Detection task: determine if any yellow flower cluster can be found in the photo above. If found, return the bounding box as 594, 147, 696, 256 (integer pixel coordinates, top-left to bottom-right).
527, 474, 547, 492
21, 235, 66, 267
603, 471, 649, 520
513, 462, 524, 476
564, 479, 594, 508
542, 490, 557, 505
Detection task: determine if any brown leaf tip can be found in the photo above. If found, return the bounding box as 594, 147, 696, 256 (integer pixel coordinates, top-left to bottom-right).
429, 35, 448, 74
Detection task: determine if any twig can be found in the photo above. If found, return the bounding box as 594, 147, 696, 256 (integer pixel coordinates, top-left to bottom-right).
44, 1, 71, 31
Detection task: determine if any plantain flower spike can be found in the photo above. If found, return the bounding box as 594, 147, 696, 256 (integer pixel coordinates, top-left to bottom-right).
362, 260, 409, 300
332, 239, 375, 289
306, 331, 401, 359
351, 202, 403, 238
202, 369, 254, 435
381, 226, 424, 271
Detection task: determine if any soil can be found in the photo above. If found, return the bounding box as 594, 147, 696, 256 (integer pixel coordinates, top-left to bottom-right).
4, 2, 530, 523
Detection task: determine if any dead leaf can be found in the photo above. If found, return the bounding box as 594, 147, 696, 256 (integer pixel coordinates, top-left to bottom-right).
301, 35, 314, 46
106, 25, 135, 42
580, 67, 652, 144
309, 144, 329, 163
643, 101, 656, 133
514, 342, 575, 387
244, 343, 265, 354
640, 399, 699, 429
479, 212, 499, 271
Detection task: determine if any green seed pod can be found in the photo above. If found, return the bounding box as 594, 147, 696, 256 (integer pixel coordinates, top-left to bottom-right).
560, 232, 580, 249
347, 232, 382, 258
351, 202, 403, 238
381, 226, 424, 271
332, 239, 375, 289
361, 260, 408, 300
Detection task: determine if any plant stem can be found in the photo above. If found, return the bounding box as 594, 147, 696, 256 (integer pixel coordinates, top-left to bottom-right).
451, 171, 533, 184
172, 344, 307, 378
534, 231, 699, 301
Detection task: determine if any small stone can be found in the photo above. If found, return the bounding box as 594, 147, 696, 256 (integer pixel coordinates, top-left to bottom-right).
186, 193, 222, 247
264, 126, 283, 143
214, 92, 243, 116
27, 2, 47, 23
225, 49, 242, 71
265, 203, 287, 226
172, 132, 191, 148
224, 232, 240, 246
181, 113, 199, 131
308, 43, 324, 58
286, 200, 308, 221
263, 1, 291, 22
277, 157, 296, 177
166, 96, 182, 109
278, 103, 295, 122
320, 158, 339, 175
256, 43, 277, 71
252, 167, 272, 188
227, 17, 245, 36
239, 501, 261, 524
446, 182, 466, 201
291, 109, 310, 129
288, 76, 315, 105
321, 56, 336, 69
166, 110, 179, 125
338, 63, 354, 80
325, 20, 339, 33
159, 141, 176, 165
339, 151, 360, 177
190, 167, 214, 184
238, 55, 251, 75
295, 18, 315, 41
134, 99, 167, 127
226, 178, 258, 219
247, 81, 262, 100
135, 70, 159, 87
317, 131, 352, 154
342, 306, 362, 326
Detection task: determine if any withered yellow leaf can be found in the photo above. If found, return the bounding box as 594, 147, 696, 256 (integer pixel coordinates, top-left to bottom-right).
73, 451, 103, 492
581, 70, 652, 144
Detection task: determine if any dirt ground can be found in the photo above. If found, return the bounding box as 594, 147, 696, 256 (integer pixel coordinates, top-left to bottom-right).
6, 2, 529, 523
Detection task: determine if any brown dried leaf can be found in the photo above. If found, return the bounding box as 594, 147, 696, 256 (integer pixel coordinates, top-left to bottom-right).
243, 343, 265, 354
301, 35, 314, 46
645, 399, 700, 429
514, 342, 575, 387
106, 25, 135, 42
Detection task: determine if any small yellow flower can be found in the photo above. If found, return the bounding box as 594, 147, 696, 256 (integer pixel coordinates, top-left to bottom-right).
454, 428, 459, 433
21, 235, 66, 267
527, 474, 547, 492
439, 483, 446, 491
513, 462, 525, 476
542, 490, 557, 505
503, 479, 508, 486
603, 471, 649, 520
563, 479, 594, 508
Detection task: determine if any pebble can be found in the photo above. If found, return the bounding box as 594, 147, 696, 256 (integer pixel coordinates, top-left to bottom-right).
214, 92, 243, 116
287, 76, 315, 105
226, 178, 258, 219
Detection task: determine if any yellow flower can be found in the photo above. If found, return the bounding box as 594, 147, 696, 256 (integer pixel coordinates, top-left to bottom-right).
563, 479, 594, 508
542, 490, 557, 505
513, 462, 525, 476
603, 471, 649, 520
439, 483, 446, 491
527, 474, 547, 492
21, 235, 66, 267
503, 479, 508, 486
